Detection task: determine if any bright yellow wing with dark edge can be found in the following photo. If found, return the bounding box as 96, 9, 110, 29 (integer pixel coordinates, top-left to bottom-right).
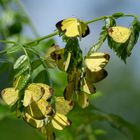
108, 26, 131, 43
56, 18, 89, 37
23, 113, 44, 128
81, 78, 96, 94
51, 113, 71, 130
1, 88, 19, 106
85, 52, 110, 72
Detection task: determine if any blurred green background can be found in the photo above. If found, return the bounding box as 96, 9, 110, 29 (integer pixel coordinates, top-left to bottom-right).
0, 0, 140, 140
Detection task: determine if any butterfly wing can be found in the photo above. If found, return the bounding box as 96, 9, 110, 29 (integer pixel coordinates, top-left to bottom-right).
108, 26, 131, 43
85, 52, 110, 72
86, 68, 108, 83
1, 88, 19, 106
56, 18, 89, 37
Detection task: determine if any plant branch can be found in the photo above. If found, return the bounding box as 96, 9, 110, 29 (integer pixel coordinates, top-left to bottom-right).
86, 16, 108, 24
0, 40, 16, 45
0, 13, 137, 51
123, 14, 138, 19
0, 40, 17, 55
86, 14, 137, 25
25, 30, 59, 47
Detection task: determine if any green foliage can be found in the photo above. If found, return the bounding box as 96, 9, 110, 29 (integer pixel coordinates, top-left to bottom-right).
0, 1, 140, 140
88, 29, 107, 54
112, 12, 124, 18
107, 18, 140, 62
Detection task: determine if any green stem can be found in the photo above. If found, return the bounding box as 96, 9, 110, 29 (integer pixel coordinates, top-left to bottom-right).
25, 30, 59, 47
86, 14, 137, 25
0, 40, 16, 45
27, 48, 52, 85
123, 14, 138, 19
19, 14, 139, 48
0, 40, 17, 55
86, 16, 108, 24
0, 13, 137, 50
15, 0, 40, 37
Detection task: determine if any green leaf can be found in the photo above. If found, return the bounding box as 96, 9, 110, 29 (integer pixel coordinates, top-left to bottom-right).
43, 39, 55, 49
14, 65, 29, 78
31, 59, 42, 70
107, 19, 140, 62
0, 45, 20, 56
29, 39, 55, 51
14, 74, 31, 91
65, 38, 83, 70
105, 18, 116, 28
88, 30, 107, 54
126, 19, 140, 56
6, 45, 21, 54
112, 12, 124, 18
33, 70, 50, 84
13, 55, 27, 69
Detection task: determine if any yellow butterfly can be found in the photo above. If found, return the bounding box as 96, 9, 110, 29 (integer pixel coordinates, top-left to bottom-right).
63, 82, 75, 100
85, 52, 110, 72
64, 69, 81, 100
23, 84, 44, 107
51, 113, 71, 130
1, 88, 19, 106
25, 99, 53, 120
45, 45, 60, 68
55, 97, 74, 115
36, 83, 53, 101
86, 68, 108, 83
23, 113, 44, 128
77, 91, 89, 108
81, 78, 96, 94
23, 83, 53, 107
50, 47, 71, 71
108, 26, 131, 43
56, 18, 89, 37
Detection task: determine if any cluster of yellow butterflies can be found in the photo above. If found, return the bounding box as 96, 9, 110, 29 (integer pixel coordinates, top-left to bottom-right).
56, 18, 131, 44
44, 43, 110, 108
1, 83, 73, 131
0, 17, 132, 139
